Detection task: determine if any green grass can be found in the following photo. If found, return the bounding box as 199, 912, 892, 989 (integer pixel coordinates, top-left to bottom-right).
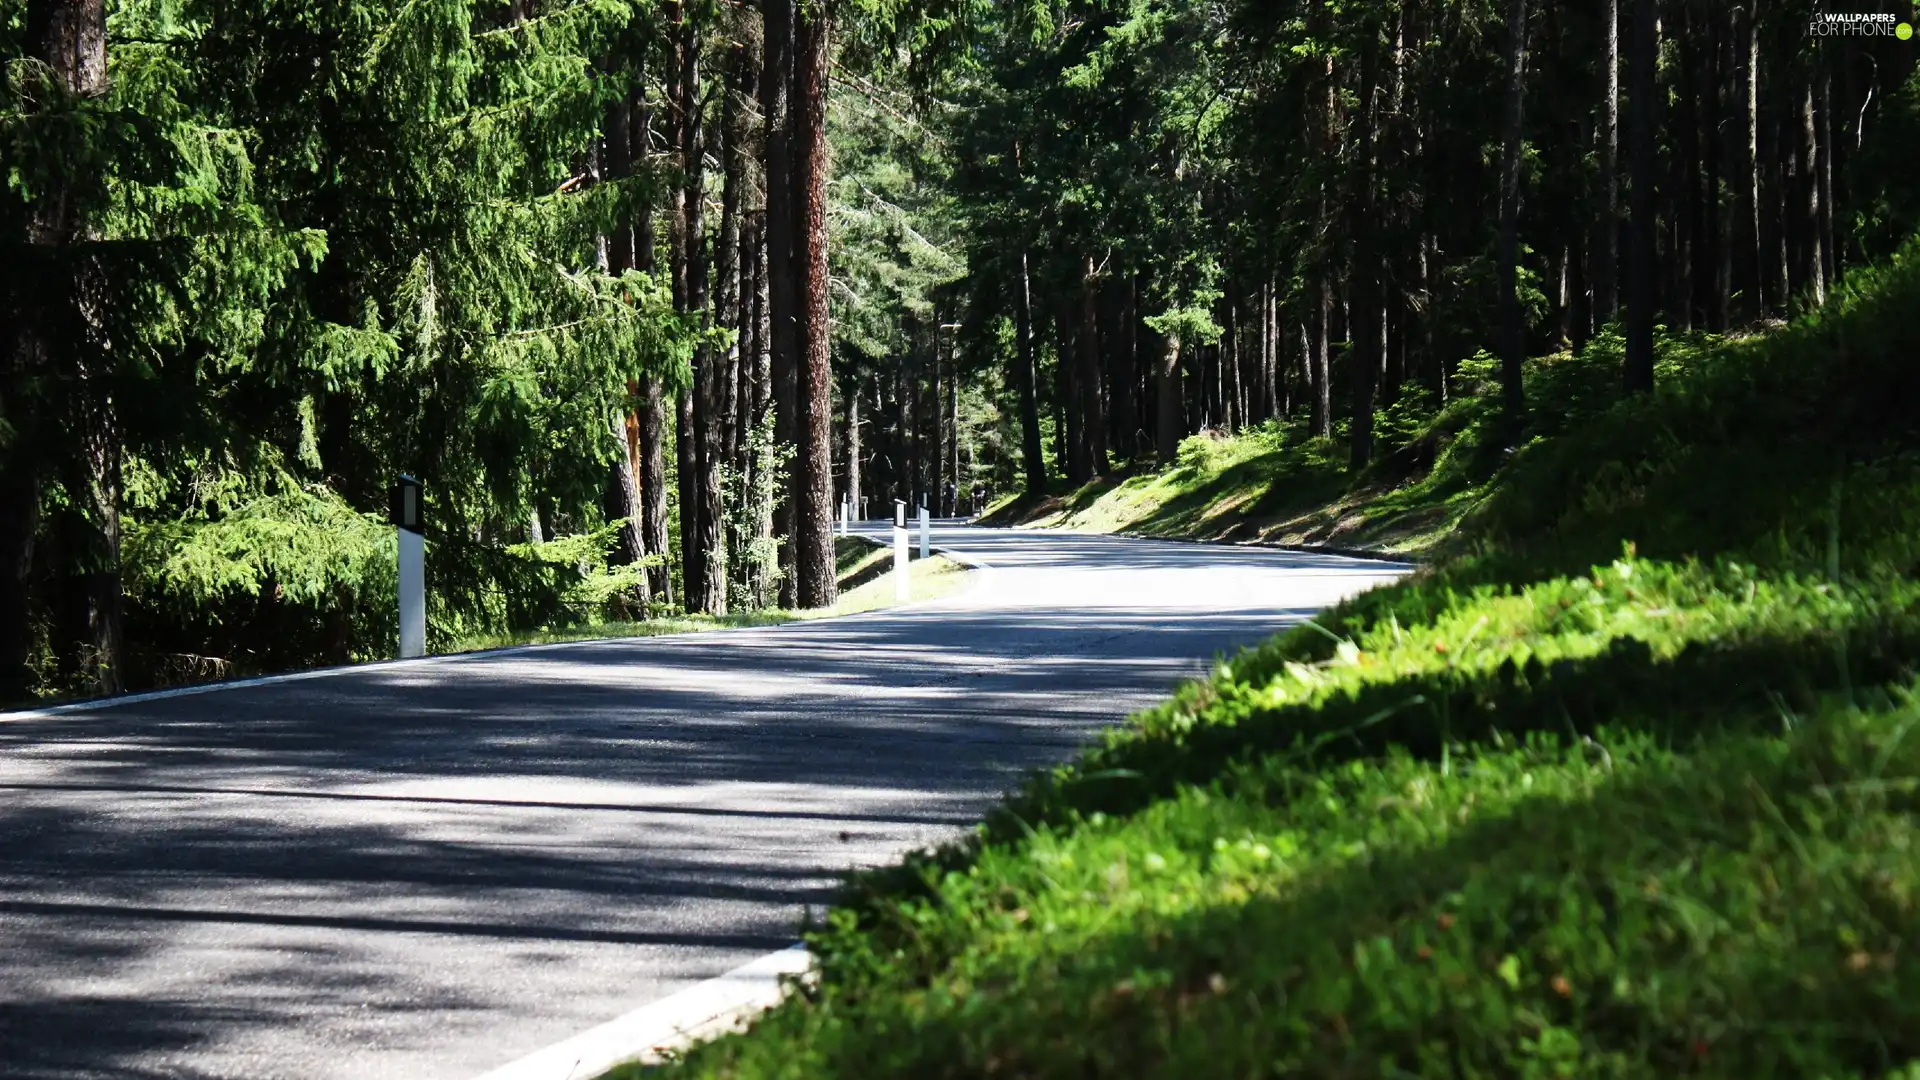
449, 537, 970, 655
615, 247, 1920, 1079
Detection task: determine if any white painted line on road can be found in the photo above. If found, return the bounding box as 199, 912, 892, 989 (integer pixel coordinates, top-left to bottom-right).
472, 944, 814, 1080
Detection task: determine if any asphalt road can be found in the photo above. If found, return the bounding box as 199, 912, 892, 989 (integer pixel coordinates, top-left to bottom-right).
0, 526, 1406, 1080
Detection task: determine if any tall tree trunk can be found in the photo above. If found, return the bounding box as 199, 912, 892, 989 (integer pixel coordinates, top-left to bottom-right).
629, 37, 673, 606
1817, 58, 1837, 290
1015, 250, 1047, 494
761, 0, 798, 607
946, 331, 959, 515
1057, 300, 1083, 483
1311, 276, 1331, 437
1352, 33, 1383, 468
790, 1, 835, 609
674, 8, 723, 612
1801, 80, 1826, 306
600, 60, 649, 608
1154, 333, 1182, 464
1079, 255, 1108, 475
1738, 4, 1763, 321
1496, 0, 1529, 422
845, 376, 861, 522
7, 0, 114, 696
1624, 0, 1658, 394
1111, 275, 1137, 459
1704, 11, 1727, 332
1594, 0, 1619, 324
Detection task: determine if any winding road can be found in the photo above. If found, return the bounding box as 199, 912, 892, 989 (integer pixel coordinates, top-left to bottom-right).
0, 527, 1405, 1080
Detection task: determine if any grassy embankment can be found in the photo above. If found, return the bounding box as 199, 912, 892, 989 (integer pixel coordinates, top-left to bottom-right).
450, 537, 969, 653
615, 243, 1920, 1078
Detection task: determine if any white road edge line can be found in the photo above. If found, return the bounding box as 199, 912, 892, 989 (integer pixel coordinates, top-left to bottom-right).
473, 944, 815, 1080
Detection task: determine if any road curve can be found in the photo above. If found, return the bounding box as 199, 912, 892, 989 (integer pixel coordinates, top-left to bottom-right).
0, 526, 1406, 1080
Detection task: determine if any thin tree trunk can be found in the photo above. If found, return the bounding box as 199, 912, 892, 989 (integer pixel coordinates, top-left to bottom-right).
1595, 0, 1619, 323
1079, 254, 1107, 475
1155, 333, 1182, 463
1496, 0, 1529, 421
1312, 277, 1331, 437
1740, 4, 1763, 320
845, 375, 861, 523
1818, 58, 1836, 289
761, 0, 798, 607
600, 58, 650, 608
1802, 81, 1826, 306
1111, 275, 1137, 459
1624, 0, 1658, 394
946, 332, 959, 515
1016, 250, 1047, 493
9, 0, 114, 695
790, 1, 835, 609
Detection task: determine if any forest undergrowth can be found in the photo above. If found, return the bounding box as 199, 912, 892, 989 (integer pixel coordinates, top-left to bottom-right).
619, 244, 1920, 1078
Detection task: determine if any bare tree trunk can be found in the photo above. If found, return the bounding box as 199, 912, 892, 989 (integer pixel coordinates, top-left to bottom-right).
1496, 0, 1529, 421
1016, 250, 1047, 494
761, 0, 797, 607
1110, 275, 1137, 459
1802, 80, 1826, 306
1739, 4, 1763, 320
1595, 0, 1619, 323
7, 0, 114, 696
845, 376, 861, 521
600, 60, 650, 608
946, 332, 959, 515
1078, 254, 1107, 475
1155, 333, 1182, 464
1311, 277, 1331, 437
791, 1, 835, 609
1624, 0, 1658, 394
1817, 58, 1836, 289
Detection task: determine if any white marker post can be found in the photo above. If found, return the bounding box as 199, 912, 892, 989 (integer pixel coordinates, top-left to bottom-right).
392, 476, 426, 659
892, 500, 910, 603
918, 501, 931, 560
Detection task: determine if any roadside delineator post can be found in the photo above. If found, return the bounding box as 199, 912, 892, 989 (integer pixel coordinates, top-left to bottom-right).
893, 500, 910, 602
918, 500, 931, 560
391, 475, 426, 659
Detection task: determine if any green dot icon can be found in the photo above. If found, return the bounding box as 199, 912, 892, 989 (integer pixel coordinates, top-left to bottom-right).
1900, 21, 1915, 40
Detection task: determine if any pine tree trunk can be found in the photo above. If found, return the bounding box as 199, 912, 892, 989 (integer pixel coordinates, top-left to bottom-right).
8, 0, 114, 696
1078, 254, 1107, 476
1802, 82, 1826, 306
1496, 0, 1529, 422
845, 376, 861, 522
1352, 33, 1384, 468
1111, 275, 1136, 460
1596, 0, 1619, 323
946, 335, 959, 515
1624, 0, 1658, 394
1312, 276, 1331, 437
1155, 333, 1182, 464
761, 0, 798, 607
1739, 4, 1763, 320
790, 2, 835, 609
1817, 60, 1836, 289
1016, 250, 1047, 494
600, 62, 650, 607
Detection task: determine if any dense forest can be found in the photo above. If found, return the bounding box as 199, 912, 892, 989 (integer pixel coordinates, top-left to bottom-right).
4, 0, 1917, 702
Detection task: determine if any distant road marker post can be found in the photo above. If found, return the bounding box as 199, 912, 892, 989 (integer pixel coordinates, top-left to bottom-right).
918, 501, 931, 559
392, 475, 426, 659
893, 500, 910, 602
